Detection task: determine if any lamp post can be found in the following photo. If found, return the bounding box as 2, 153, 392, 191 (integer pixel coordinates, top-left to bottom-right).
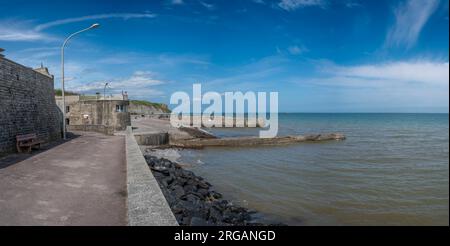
103, 82, 109, 126
103, 82, 109, 100
61, 23, 100, 139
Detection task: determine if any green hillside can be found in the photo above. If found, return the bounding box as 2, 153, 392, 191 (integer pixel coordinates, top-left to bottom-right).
54, 89, 79, 96
130, 100, 171, 113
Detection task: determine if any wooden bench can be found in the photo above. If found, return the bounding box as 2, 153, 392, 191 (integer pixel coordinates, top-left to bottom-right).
16, 133, 44, 153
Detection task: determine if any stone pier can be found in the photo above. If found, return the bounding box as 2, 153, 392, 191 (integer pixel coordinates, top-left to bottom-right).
170, 133, 346, 148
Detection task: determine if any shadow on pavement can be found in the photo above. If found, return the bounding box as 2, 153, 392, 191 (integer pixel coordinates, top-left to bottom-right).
0, 132, 81, 169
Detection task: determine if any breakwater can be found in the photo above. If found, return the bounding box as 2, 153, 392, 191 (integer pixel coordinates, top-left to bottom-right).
171, 133, 346, 148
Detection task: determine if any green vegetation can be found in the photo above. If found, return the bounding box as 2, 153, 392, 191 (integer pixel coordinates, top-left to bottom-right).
54, 89, 79, 96
131, 100, 171, 113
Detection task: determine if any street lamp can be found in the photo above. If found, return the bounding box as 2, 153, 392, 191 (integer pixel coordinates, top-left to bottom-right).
61, 23, 100, 139
103, 82, 109, 100
103, 82, 110, 126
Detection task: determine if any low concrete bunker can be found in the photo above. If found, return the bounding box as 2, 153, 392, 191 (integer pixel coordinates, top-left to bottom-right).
134, 132, 169, 146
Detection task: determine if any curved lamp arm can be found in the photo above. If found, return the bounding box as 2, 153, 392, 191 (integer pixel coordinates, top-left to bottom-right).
62, 24, 100, 49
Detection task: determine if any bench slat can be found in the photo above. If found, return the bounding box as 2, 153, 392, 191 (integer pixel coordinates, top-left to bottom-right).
19, 141, 43, 147
16, 133, 38, 141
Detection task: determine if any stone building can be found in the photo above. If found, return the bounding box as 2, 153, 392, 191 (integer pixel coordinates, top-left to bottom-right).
0, 49, 62, 155
55, 94, 131, 133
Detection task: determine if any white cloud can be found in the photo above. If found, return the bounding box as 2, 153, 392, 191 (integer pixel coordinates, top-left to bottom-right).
0, 20, 52, 41
385, 0, 440, 49
325, 61, 449, 86
0, 28, 46, 41
199, 1, 215, 10
34, 13, 156, 31
290, 60, 449, 112
0, 12, 156, 42
15, 47, 59, 59
276, 45, 308, 55
69, 71, 166, 97
345, 1, 362, 8
120, 71, 165, 87
287, 45, 308, 55
96, 52, 211, 66
278, 0, 325, 11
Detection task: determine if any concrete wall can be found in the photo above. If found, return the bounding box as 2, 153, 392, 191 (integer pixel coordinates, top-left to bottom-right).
125, 126, 178, 226
0, 57, 62, 155
58, 99, 131, 131
55, 95, 80, 110
67, 124, 115, 136
134, 132, 169, 146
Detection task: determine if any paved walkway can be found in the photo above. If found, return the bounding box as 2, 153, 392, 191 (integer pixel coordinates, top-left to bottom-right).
0, 132, 127, 225
132, 117, 191, 137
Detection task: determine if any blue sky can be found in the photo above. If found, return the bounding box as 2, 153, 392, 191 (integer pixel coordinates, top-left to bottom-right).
0, 0, 448, 112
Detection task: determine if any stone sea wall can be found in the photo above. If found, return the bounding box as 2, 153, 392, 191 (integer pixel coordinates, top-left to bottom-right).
126, 127, 178, 226
0, 57, 62, 154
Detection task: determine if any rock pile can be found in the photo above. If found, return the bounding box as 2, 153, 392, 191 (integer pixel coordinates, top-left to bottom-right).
145, 155, 281, 226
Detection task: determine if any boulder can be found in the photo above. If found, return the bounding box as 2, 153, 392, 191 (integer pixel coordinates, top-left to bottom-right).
190, 217, 209, 226
172, 185, 185, 198
144, 155, 286, 226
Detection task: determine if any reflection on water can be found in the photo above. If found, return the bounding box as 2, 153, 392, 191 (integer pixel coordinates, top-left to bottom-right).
179, 113, 449, 225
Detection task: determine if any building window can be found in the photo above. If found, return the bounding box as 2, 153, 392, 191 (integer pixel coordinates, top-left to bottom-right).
66, 106, 70, 113
116, 105, 124, 112
66, 118, 70, 125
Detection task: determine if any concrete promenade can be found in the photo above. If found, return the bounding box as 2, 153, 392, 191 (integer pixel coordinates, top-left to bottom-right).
0, 132, 127, 225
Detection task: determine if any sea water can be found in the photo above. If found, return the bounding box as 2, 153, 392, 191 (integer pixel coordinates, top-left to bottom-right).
179, 113, 449, 225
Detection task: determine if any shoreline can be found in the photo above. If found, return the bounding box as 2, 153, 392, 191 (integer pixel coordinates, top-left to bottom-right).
143, 153, 285, 226
132, 117, 345, 226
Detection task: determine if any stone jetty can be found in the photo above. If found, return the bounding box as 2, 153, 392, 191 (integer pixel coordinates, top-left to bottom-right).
131, 117, 346, 149
170, 133, 346, 148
